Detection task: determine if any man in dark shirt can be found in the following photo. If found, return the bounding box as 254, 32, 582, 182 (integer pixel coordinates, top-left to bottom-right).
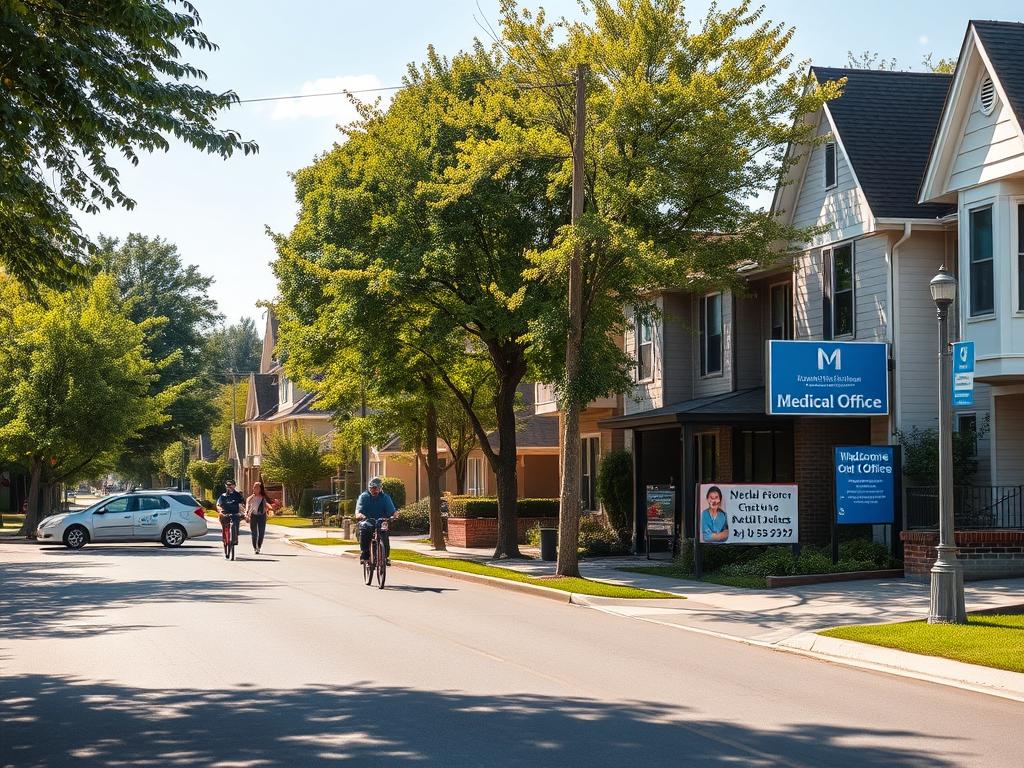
217, 480, 245, 545
356, 477, 397, 565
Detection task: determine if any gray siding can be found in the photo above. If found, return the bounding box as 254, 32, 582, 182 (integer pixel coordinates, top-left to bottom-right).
735, 279, 776, 389
662, 292, 694, 406
994, 393, 1024, 485
852, 234, 889, 342
624, 297, 664, 415
692, 292, 733, 399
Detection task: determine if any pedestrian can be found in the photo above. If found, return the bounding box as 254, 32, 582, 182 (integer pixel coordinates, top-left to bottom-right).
245, 481, 276, 554
216, 480, 246, 549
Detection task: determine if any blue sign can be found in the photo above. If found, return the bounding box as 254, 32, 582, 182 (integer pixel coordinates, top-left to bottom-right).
834, 446, 896, 525
767, 340, 889, 416
952, 341, 975, 407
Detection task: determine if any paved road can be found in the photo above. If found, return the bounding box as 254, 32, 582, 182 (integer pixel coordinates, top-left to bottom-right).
1, 529, 1022, 767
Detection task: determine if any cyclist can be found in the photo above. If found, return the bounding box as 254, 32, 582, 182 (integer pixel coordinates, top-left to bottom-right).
216, 480, 246, 552
356, 477, 397, 566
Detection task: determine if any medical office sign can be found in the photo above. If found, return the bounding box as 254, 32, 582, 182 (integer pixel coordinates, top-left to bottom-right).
767, 340, 889, 416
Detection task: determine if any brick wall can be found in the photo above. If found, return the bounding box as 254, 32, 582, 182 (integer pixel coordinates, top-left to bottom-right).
901, 530, 1024, 581
447, 516, 559, 548
793, 417, 871, 546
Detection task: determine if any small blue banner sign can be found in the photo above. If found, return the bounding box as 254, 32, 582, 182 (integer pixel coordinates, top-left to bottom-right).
952, 341, 975, 408
767, 340, 889, 416
834, 446, 896, 525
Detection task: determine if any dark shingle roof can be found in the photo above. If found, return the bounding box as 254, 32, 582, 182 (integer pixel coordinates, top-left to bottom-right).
811, 67, 955, 220
231, 424, 246, 459
252, 373, 278, 419
599, 388, 775, 429
486, 413, 559, 450
197, 434, 217, 461
972, 21, 1024, 129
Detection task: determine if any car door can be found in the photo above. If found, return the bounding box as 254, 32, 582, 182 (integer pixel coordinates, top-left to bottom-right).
132, 496, 170, 540
91, 497, 135, 540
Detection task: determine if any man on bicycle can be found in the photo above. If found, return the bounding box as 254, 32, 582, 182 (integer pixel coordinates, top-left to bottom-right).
216, 480, 245, 547
356, 477, 396, 565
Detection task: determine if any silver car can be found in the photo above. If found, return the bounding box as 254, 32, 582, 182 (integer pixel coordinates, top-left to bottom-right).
36, 491, 209, 549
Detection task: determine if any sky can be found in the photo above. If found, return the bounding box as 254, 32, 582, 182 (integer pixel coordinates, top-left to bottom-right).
79, 0, 1024, 327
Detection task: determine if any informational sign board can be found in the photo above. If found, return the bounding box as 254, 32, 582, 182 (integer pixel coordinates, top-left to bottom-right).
767, 340, 889, 416
696, 483, 798, 544
645, 486, 675, 535
834, 446, 896, 525
952, 341, 975, 407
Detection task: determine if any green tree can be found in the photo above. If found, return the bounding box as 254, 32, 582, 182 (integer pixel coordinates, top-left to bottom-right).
499, 0, 839, 575
210, 380, 249, 458
0, 274, 168, 535
922, 53, 957, 74
187, 458, 229, 498
161, 441, 189, 484
596, 449, 632, 538
897, 421, 989, 486
0, 0, 256, 289
206, 317, 263, 380
260, 430, 330, 507
93, 234, 221, 478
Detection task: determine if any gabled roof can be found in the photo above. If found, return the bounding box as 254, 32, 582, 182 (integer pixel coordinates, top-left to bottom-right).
263, 391, 332, 423
244, 372, 278, 422
486, 413, 559, 451
229, 424, 246, 461
810, 67, 954, 220
196, 434, 217, 461
972, 21, 1024, 128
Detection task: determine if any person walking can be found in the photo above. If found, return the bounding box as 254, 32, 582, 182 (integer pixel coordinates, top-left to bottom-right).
245, 481, 276, 554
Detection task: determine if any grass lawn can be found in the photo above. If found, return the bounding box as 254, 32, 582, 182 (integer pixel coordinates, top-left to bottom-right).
1, 514, 25, 530
389, 549, 680, 599
295, 537, 356, 546
266, 516, 342, 529
820, 614, 1024, 673
618, 565, 766, 590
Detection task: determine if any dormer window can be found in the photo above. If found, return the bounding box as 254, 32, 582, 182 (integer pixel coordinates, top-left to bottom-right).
824, 142, 837, 189
278, 375, 290, 405
979, 75, 996, 116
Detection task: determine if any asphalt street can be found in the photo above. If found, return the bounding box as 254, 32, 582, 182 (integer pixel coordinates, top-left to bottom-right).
1, 527, 1022, 767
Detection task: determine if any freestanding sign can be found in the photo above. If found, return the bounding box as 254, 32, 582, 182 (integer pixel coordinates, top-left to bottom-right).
834, 446, 896, 525
696, 483, 798, 544
952, 341, 975, 407
766, 340, 889, 416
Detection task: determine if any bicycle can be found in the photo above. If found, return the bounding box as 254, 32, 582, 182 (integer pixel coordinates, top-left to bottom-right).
219, 513, 240, 561
361, 518, 390, 589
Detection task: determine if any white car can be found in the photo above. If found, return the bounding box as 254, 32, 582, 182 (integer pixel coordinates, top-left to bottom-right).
36, 491, 208, 549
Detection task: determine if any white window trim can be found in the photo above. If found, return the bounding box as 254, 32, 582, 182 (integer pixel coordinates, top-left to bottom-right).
1013, 197, 1024, 315
700, 292, 724, 378
769, 280, 794, 340
831, 241, 856, 339
467, 457, 485, 497
634, 314, 655, 384
581, 434, 601, 512
824, 140, 838, 191
967, 202, 996, 320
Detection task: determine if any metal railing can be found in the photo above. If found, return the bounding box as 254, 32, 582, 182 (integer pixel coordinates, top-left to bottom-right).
905, 486, 1024, 530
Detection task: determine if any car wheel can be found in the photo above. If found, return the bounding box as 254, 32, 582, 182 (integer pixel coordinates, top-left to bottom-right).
64, 525, 88, 550
161, 524, 186, 548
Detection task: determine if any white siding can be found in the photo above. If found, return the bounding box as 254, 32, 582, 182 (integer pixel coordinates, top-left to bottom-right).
948, 76, 1024, 191
795, 248, 823, 340
994, 393, 1024, 485
791, 118, 874, 246
853, 234, 889, 342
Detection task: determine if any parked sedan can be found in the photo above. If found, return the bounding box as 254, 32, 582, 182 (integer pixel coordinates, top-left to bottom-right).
36, 491, 208, 549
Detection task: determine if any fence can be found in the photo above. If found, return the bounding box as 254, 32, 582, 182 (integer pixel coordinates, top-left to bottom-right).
905, 485, 1024, 530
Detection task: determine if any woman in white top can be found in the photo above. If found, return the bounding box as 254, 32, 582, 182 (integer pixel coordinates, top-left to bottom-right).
245, 481, 277, 554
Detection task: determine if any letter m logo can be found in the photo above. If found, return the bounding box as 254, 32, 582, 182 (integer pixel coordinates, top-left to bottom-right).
817, 347, 841, 370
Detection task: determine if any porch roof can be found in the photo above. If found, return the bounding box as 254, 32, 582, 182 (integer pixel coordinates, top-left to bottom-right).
599, 387, 783, 429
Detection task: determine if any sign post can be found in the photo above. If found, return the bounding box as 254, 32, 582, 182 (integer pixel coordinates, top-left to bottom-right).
833, 445, 900, 563
952, 341, 975, 407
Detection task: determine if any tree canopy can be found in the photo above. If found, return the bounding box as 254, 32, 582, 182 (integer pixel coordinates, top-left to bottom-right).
0, 0, 256, 289
206, 317, 263, 380
260, 429, 330, 507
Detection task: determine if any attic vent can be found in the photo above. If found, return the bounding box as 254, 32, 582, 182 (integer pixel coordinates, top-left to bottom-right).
979, 76, 996, 115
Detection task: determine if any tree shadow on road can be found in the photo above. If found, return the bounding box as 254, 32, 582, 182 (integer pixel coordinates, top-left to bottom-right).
0, 674, 970, 768
0, 560, 271, 641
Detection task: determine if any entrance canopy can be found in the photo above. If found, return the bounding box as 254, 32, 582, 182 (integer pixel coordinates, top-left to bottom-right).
599, 387, 783, 430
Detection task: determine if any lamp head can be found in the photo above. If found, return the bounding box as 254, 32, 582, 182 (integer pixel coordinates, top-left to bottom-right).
929, 265, 958, 307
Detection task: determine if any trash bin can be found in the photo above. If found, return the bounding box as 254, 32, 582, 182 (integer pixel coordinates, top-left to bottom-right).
539, 528, 557, 561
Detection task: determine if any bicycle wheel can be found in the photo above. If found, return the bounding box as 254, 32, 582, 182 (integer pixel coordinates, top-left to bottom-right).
376, 540, 386, 589
223, 526, 231, 560
364, 546, 374, 585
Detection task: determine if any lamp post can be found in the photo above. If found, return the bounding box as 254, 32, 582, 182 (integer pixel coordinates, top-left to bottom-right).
928, 266, 967, 624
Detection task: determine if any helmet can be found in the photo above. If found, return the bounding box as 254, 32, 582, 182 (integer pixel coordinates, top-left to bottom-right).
368, 477, 383, 489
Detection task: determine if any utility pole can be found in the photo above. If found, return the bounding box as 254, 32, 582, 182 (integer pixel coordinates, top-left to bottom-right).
360, 384, 368, 491
556, 63, 587, 578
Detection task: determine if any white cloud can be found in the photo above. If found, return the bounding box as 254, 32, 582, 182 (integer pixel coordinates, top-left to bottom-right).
918, 35, 929, 46
268, 74, 388, 122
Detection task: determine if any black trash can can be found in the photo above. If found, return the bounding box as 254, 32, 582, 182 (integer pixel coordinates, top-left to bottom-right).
539, 528, 558, 561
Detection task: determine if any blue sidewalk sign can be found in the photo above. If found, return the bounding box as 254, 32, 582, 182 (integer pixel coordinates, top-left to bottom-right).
767, 340, 889, 416
952, 341, 975, 407
834, 446, 896, 525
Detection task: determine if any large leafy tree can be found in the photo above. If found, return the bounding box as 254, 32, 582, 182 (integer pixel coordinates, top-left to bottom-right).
0, 274, 169, 535
206, 317, 263, 380
498, 0, 840, 575
94, 234, 221, 479
0, 0, 257, 289
260, 430, 330, 507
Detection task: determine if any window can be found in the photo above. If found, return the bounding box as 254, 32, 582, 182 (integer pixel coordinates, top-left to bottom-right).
278, 375, 290, 405
824, 142, 837, 189
832, 243, 854, 337
138, 497, 168, 511
581, 437, 600, 512
970, 206, 994, 316
957, 413, 979, 458
735, 429, 794, 482
1018, 205, 1024, 311
171, 494, 200, 507
696, 433, 717, 483
770, 283, 793, 340
368, 460, 383, 479
467, 458, 484, 496
700, 293, 723, 376
635, 314, 654, 381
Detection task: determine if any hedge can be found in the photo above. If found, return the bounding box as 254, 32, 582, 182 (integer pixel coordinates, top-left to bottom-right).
447, 496, 559, 518
380, 477, 406, 510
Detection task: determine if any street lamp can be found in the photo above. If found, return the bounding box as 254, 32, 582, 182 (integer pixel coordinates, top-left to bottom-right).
928, 265, 966, 624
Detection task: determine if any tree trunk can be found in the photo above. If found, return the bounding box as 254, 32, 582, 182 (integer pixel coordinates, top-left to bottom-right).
557, 403, 583, 577
425, 401, 446, 551
491, 378, 521, 559
18, 458, 43, 537
454, 455, 467, 495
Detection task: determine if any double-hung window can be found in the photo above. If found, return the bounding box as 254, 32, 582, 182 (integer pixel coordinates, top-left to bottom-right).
467, 457, 484, 496
635, 314, 654, 381
956, 413, 979, 459
970, 206, 994, 316
700, 293, 723, 376
832, 243, 854, 337
1017, 204, 1024, 311
770, 283, 793, 340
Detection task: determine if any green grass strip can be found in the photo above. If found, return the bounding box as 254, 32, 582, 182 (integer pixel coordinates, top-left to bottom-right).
296, 537, 356, 546
821, 614, 1024, 673
389, 549, 679, 599
618, 565, 766, 589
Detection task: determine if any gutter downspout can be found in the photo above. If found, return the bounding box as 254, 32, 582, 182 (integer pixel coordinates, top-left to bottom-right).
890, 222, 913, 442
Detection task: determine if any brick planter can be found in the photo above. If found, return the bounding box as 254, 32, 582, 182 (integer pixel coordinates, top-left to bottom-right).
901, 530, 1024, 581
447, 517, 558, 548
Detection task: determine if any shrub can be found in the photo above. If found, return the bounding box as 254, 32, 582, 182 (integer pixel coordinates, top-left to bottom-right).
675, 538, 765, 573
578, 515, 630, 557
896, 417, 989, 485
447, 497, 559, 519
393, 497, 431, 534
597, 449, 633, 535
526, 523, 542, 547
298, 488, 325, 518
839, 538, 894, 568
380, 477, 406, 510
795, 548, 832, 575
